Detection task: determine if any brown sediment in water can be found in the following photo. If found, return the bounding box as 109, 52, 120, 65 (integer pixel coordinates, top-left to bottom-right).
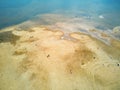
0, 26, 120, 90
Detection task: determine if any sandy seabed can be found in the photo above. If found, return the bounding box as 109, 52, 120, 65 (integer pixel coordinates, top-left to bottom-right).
0, 14, 120, 90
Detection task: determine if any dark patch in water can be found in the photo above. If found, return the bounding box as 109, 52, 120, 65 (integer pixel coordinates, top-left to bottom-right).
0, 31, 20, 45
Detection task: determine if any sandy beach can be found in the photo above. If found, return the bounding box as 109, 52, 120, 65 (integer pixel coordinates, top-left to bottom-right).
0, 23, 120, 90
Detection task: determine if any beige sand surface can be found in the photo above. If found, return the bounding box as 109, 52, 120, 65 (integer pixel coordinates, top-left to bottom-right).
0, 26, 120, 90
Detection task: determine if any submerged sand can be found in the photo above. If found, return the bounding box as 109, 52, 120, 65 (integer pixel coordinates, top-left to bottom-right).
0, 25, 120, 90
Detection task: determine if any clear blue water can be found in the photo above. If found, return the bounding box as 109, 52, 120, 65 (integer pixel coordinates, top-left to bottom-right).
0, 0, 120, 29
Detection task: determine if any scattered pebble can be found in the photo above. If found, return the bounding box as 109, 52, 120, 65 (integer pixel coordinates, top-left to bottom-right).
47, 54, 50, 58
117, 63, 119, 66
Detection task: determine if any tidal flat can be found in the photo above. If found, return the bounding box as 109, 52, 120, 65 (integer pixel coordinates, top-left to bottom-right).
0, 14, 120, 90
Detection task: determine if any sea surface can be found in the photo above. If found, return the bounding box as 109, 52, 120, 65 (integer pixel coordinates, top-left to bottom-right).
0, 0, 120, 30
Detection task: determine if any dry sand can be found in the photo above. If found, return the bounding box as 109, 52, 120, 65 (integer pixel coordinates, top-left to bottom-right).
0, 26, 120, 90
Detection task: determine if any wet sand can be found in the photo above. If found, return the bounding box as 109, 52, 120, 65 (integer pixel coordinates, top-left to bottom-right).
0, 24, 120, 90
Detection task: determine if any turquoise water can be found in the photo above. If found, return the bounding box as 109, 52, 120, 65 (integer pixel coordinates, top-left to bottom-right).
0, 0, 120, 29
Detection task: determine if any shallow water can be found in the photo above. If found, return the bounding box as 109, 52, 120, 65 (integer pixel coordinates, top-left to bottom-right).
0, 0, 120, 29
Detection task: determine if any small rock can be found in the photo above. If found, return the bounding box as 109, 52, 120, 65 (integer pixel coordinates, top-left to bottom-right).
117, 63, 119, 66
47, 54, 50, 58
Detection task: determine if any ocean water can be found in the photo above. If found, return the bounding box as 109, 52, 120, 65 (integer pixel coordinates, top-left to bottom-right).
0, 0, 120, 30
